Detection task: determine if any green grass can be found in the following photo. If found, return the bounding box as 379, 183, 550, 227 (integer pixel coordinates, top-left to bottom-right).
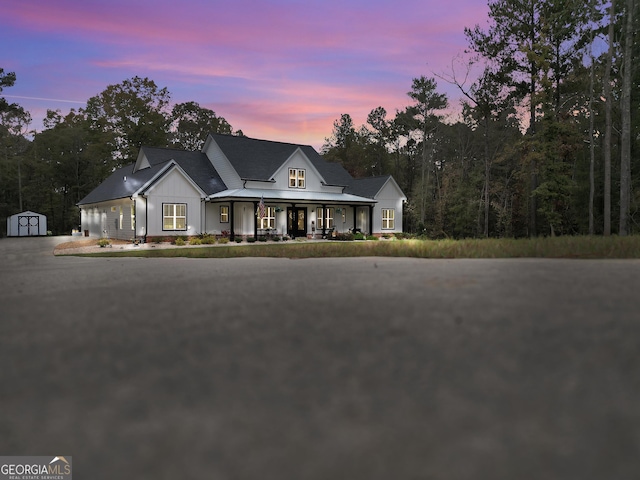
74, 235, 640, 259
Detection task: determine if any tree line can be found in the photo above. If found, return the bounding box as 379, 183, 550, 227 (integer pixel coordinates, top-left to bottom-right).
0, 75, 240, 235
1, 0, 638, 237
322, 0, 638, 238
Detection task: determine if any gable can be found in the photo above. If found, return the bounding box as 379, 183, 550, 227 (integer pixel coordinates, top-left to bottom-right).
145, 165, 205, 198
375, 177, 406, 201
134, 150, 151, 171
80, 147, 226, 206
347, 176, 406, 200
270, 148, 326, 191
202, 136, 242, 189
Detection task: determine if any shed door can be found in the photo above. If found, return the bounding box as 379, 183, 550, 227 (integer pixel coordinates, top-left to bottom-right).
18, 215, 40, 236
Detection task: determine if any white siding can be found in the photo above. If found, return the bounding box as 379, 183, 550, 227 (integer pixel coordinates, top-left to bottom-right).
203, 139, 243, 189
271, 150, 325, 192
244, 180, 275, 190
133, 151, 151, 171
145, 169, 204, 237
80, 206, 102, 237
133, 197, 146, 238
372, 179, 405, 234
205, 202, 233, 235
81, 199, 136, 240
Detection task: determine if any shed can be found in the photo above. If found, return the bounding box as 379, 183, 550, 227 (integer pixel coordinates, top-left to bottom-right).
6, 211, 48, 237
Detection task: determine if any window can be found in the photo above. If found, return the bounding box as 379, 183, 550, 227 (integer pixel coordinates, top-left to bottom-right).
316, 207, 334, 229
163, 203, 187, 231
289, 168, 305, 188
382, 208, 395, 230
220, 205, 229, 223
259, 206, 276, 229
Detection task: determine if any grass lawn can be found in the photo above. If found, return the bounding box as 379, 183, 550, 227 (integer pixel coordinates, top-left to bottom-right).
74, 235, 640, 259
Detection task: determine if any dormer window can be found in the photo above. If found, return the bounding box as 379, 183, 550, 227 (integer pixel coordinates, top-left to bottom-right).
289, 168, 305, 188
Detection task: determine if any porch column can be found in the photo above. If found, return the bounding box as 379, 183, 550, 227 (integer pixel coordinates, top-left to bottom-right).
352, 205, 357, 232
229, 201, 235, 241
253, 201, 258, 238
369, 205, 374, 235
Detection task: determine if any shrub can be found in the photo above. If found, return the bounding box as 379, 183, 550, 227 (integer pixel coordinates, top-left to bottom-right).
198, 233, 213, 243
189, 237, 202, 245
335, 232, 354, 241
200, 234, 216, 244
235, 237, 243, 243
97, 238, 111, 247
272, 236, 281, 242
258, 236, 267, 242
174, 237, 185, 246
247, 237, 257, 243
353, 232, 366, 240
221, 230, 230, 238
366, 235, 379, 241
218, 237, 230, 244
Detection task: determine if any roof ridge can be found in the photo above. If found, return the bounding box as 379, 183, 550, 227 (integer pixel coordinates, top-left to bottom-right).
210, 132, 313, 149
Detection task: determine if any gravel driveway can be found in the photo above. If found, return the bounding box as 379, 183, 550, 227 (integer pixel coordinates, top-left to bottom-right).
1, 236, 639, 480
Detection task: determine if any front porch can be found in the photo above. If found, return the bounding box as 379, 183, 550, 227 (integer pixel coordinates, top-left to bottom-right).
204, 198, 375, 241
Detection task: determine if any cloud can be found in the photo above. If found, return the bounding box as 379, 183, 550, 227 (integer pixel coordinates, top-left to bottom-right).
3, 95, 85, 105
2, 0, 488, 145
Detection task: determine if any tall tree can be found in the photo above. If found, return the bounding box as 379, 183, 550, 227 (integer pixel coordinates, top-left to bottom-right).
406, 76, 448, 225
0, 68, 18, 114
29, 109, 106, 234
365, 106, 392, 175
84, 76, 171, 167
466, 0, 543, 236
322, 114, 364, 176
603, 0, 616, 235
441, 60, 513, 236
170, 101, 233, 151
619, 0, 634, 235
1, 104, 31, 212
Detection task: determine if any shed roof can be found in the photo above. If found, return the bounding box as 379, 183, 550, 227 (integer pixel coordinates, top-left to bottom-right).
9, 210, 46, 217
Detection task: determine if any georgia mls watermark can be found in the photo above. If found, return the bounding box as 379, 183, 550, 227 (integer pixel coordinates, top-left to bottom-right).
0, 457, 71, 480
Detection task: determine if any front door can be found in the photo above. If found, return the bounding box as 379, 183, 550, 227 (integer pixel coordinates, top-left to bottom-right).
287, 207, 307, 238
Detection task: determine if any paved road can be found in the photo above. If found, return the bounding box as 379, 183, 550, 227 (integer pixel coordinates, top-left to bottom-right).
1, 236, 639, 479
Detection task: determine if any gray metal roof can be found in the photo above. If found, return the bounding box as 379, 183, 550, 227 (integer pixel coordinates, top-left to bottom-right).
78, 147, 226, 205
78, 137, 402, 207
210, 134, 354, 186
346, 176, 393, 199
138, 147, 226, 196
208, 188, 375, 204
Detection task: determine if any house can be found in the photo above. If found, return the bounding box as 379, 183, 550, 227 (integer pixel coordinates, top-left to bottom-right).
78, 134, 406, 241
6, 210, 48, 237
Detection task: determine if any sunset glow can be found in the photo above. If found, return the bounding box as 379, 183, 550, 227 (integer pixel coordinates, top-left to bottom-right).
2, 0, 489, 149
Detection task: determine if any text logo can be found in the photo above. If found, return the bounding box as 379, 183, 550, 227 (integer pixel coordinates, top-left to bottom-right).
0, 456, 72, 480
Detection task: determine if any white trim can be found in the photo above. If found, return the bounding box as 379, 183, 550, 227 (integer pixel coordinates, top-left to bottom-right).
271, 147, 326, 184
137, 161, 207, 198
208, 188, 375, 204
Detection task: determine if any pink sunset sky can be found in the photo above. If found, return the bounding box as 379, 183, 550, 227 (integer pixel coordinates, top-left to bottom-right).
1, 0, 489, 150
